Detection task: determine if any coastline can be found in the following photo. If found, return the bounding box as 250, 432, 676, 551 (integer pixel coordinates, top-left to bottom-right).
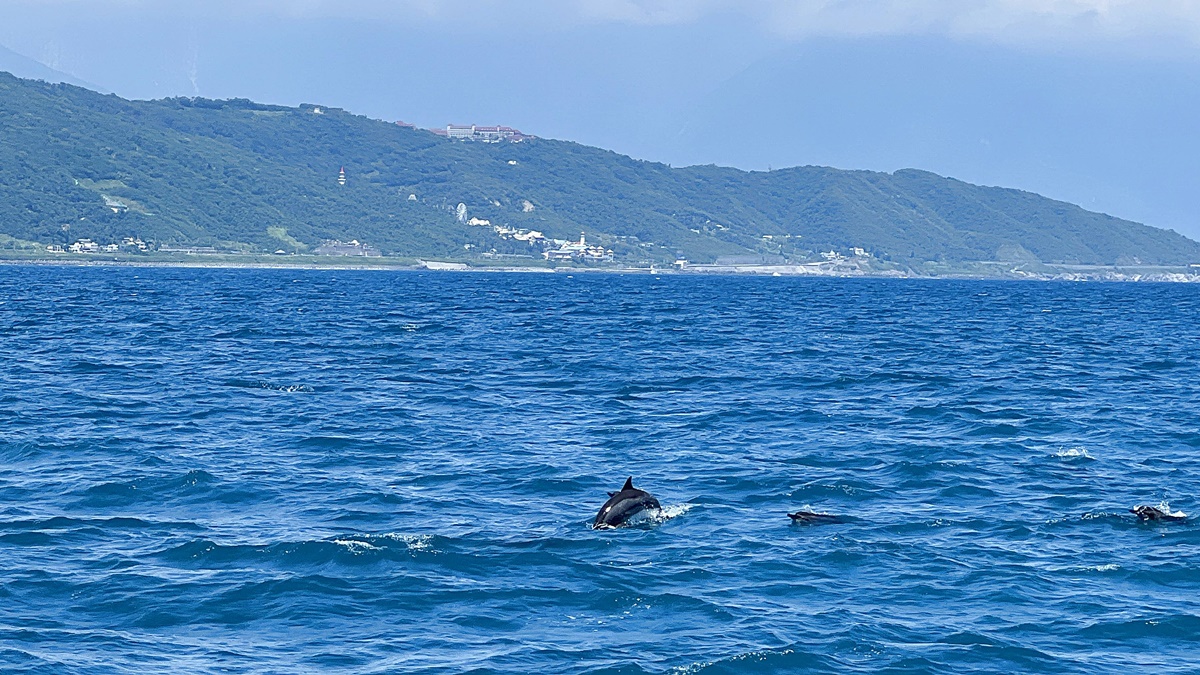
2, 254, 1199, 281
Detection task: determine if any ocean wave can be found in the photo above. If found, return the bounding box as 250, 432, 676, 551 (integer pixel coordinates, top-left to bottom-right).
331, 538, 382, 554
0, 516, 204, 532
222, 378, 315, 393
67, 359, 133, 373
671, 647, 830, 674
1079, 613, 1200, 641
157, 533, 443, 567
378, 533, 436, 552
7, 268, 1200, 674
1054, 446, 1095, 460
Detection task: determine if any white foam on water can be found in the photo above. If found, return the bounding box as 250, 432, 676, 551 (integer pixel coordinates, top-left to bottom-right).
1156, 501, 1187, 519
332, 539, 380, 554
792, 504, 838, 516
596, 503, 694, 529
381, 533, 435, 552
257, 381, 314, 393
644, 503, 694, 525
670, 648, 796, 674
1055, 446, 1095, 460
670, 660, 712, 675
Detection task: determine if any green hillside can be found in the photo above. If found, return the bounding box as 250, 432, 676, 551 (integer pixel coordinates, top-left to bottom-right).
1, 70, 1196, 265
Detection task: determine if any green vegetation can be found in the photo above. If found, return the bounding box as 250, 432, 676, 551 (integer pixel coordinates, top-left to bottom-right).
0, 233, 41, 252
2, 70, 1197, 265
266, 226, 308, 252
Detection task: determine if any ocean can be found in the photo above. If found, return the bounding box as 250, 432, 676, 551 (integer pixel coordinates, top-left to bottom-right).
2, 266, 1199, 674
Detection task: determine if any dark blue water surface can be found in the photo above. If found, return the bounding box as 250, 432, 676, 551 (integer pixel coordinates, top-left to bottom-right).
3, 266, 1200, 674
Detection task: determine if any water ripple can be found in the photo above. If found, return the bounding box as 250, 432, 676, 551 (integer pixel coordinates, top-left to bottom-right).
2, 268, 1200, 673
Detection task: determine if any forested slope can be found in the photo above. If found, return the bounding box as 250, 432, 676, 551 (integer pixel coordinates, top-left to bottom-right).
2, 71, 1196, 264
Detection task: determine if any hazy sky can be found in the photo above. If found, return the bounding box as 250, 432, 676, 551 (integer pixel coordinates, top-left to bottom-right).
2, 0, 1199, 238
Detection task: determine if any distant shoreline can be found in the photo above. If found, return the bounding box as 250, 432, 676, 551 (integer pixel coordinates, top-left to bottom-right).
2, 256, 1200, 282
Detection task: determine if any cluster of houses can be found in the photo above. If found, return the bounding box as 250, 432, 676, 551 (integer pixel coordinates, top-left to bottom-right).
468, 217, 547, 244
543, 233, 613, 262
430, 124, 532, 143
48, 236, 388, 258
313, 240, 381, 257
464, 217, 613, 262
393, 119, 533, 143
466, 216, 546, 244
47, 237, 148, 254
820, 247, 871, 262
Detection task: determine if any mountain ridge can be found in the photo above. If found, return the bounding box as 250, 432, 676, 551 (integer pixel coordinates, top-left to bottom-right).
0, 45, 105, 92
1, 70, 1196, 266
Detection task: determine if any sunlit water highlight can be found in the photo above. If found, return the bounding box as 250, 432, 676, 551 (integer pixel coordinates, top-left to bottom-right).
2, 267, 1200, 673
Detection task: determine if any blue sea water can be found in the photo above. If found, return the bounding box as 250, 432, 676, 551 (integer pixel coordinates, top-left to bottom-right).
2, 266, 1200, 674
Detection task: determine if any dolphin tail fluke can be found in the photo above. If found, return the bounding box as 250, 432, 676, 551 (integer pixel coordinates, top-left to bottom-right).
623, 476, 634, 491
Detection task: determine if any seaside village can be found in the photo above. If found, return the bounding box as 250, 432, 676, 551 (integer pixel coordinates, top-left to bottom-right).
403, 123, 616, 261
49, 116, 616, 264
50, 210, 615, 263
458, 206, 614, 262
46, 237, 149, 254
47, 119, 884, 267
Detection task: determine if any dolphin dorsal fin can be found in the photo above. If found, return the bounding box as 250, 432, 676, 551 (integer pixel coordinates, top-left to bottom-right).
622, 476, 634, 491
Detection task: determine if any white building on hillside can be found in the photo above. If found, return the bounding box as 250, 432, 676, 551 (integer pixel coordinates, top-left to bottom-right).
543, 233, 613, 262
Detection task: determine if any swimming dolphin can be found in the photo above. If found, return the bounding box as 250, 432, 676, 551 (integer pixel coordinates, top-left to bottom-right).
593, 477, 661, 529
787, 511, 843, 524
1131, 505, 1187, 522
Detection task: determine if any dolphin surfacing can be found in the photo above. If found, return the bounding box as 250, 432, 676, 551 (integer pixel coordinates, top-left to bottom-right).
788, 511, 843, 525
594, 477, 661, 529
1131, 505, 1187, 522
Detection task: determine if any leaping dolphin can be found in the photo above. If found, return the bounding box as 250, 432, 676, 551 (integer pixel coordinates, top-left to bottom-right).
594, 477, 661, 529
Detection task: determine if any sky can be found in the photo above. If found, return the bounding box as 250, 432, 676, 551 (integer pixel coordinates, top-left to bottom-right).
1, 0, 1199, 238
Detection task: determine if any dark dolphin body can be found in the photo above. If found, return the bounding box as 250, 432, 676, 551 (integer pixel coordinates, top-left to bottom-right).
593, 477, 661, 529
787, 511, 844, 525
1131, 505, 1187, 522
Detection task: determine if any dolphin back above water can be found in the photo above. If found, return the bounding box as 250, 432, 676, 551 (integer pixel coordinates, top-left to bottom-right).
594, 477, 661, 529
1131, 505, 1187, 522
788, 511, 844, 525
